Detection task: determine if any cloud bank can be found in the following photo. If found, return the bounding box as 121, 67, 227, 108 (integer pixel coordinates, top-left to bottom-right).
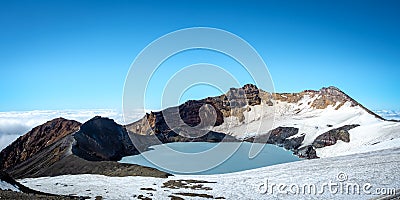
374, 110, 400, 121
0, 109, 144, 150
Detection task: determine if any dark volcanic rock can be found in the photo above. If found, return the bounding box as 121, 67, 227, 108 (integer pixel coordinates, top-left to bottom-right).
245, 127, 303, 150
162, 129, 239, 143
246, 127, 300, 144
312, 124, 360, 148
178, 101, 224, 128
294, 145, 318, 159
0, 118, 81, 170
267, 127, 299, 144
128, 129, 239, 154
283, 134, 305, 150
72, 116, 137, 161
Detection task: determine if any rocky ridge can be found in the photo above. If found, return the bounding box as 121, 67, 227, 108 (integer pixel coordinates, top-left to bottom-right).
0, 84, 396, 179
125, 84, 387, 158
0, 118, 81, 170
0, 117, 170, 179
125, 84, 381, 136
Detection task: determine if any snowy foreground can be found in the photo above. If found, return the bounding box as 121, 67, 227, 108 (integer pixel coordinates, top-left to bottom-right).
21, 147, 400, 200
0, 180, 20, 192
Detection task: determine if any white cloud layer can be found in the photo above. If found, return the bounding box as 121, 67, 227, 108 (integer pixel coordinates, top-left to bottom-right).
0, 109, 144, 150
374, 110, 400, 120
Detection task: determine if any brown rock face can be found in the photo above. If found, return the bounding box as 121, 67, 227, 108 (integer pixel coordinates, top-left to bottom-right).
271, 92, 308, 104
267, 86, 359, 110
125, 84, 379, 137
125, 84, 264, 135
312, 124, 360, 148
0, 118, 81, 170
310, 86, 357, 109
245, 127, 302, 149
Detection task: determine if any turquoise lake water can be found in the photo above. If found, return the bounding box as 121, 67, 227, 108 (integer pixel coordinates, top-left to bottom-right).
119, 142, 300, 175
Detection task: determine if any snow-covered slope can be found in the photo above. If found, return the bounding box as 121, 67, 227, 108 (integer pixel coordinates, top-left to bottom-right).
0, 172, 21, 192
0, 180, 20, 192
211, 87, 400, 158
21, 147, 400, 200
125, 85, 400, 159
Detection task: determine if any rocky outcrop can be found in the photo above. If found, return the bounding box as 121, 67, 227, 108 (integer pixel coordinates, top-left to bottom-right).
294, 145, 318, 159
244, 124, 362, 158
127, 129, 239, 154
267, 127, 299, 144
245, 127, 302, 147
283, 134, 305, 150
160, 129, 238, 143
125, 84, 264, 135
0, 118, 81, 170
312, 124, 360, 148
0, 117, 171, 179
310, 86, 357, 109
268, 86, 355, 110
72, 116, 137, 161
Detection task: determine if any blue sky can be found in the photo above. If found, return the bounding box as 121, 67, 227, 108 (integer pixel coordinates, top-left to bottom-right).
0, 0, 399, 111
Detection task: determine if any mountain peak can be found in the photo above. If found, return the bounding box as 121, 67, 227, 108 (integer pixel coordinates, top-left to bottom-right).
72, 116, 136, 161
319, 86, 347, 96
0, 118, 81, 170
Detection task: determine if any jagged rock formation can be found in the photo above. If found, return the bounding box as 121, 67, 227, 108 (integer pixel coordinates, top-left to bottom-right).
244, 127, 304, 151
283, 134, 305, 150
125, 84, 262, 135
312, 124, 360, 148
294, 145, 318, 159
266, 86, 360, 110
266, 127, 299, 144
